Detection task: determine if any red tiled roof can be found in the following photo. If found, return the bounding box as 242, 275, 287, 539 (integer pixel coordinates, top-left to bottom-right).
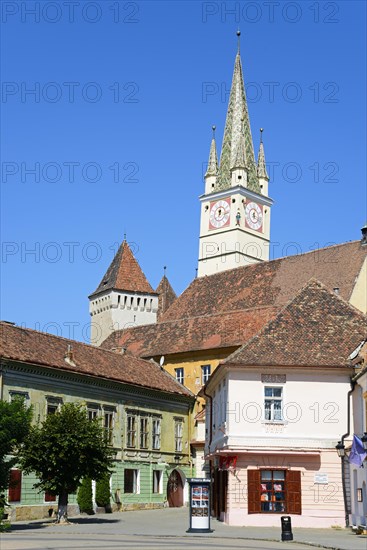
90, 241, 155, 296
160, 241, 366, 322
101, 241, 366, 358
156, 276, 177, 321
101, 307, 278, 357
224, 280, 367, 368
0, 322, 193, 398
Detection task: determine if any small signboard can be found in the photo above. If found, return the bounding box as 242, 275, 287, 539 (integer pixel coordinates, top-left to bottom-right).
187, 478, 212, 533
314, 473, 328, 484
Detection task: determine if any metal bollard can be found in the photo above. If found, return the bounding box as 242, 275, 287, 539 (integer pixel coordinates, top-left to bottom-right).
281, 515, 293, 541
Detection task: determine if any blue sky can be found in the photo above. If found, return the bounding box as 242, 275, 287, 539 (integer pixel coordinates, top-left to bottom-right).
1, 0, 366, 342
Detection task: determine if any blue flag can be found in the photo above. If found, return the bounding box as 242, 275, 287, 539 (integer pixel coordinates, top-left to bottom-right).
349, 435, 367, 467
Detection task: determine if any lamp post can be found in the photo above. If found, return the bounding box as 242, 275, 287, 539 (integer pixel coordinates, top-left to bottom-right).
335, 441, 345, 458
335, 440, 349, 527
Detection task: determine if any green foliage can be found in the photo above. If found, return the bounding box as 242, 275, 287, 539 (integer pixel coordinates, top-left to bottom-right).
0, 398, 32, 493
19, 402, 113, 497
95, 475, 111, 508
77, 477, 94, 514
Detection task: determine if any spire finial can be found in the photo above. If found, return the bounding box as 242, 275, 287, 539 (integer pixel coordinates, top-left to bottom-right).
237, 29, 241, 53
164, 265, 167, 277
123, 233, 127, 242
260, 128, 264, 143
212, 125, 216, 139
195, 267, 198, 278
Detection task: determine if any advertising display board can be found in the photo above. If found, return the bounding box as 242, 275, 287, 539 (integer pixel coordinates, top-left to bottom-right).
187, 478, 212, 533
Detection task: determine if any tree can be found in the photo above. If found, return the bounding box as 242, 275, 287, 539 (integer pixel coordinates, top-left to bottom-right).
20, 403, 113, 523
77, 478, 94, 514
0, 398, 32, 494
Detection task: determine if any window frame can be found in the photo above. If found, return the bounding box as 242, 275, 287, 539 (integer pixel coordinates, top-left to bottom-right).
264, 386, 283, 422
201, 364, 211, 385
152, 417, 161, 450
139, 416, 149, 449
174, 418, 183, 453
175, 367, 184, 385
248, 469, 302, 515
152, 470, 163, 494
103, 407, 115, 446
8, 469, 22, 503
127, 414, 137, 448
87, 403, 100, 422
124, 468, 140, 494
46, 396, 62, 416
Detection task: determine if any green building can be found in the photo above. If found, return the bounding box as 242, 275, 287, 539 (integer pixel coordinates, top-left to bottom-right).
0, 321, 195, 520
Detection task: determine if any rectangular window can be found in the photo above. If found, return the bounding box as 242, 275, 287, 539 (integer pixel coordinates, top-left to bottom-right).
9, 391, 30, 405
44, 492, 56, 502
153, 470, 163, 494
140, 417, 149, 449
46, 397, 62, 415
201, 364, 211, 384
247, 469, 301, 515
175, 367, 184, 385
104, 409, 114, 445
127, 415, 137, 448
264, 387, 283, 421
8, 469, 22, 502
87, 404, 99, 421
175, 419, 183, 452
152, 418, 161, 450
260, 470, 286, 513
124, 469, 139, 493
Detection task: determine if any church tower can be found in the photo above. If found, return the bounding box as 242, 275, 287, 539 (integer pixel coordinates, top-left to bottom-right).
89, 240, 158, 346
198, 33, 273, 277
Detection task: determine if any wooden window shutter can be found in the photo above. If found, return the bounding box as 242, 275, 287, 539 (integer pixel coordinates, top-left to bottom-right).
286, 470, 302, 514
45, 492, 56, 502
8, 469, 22, 502
247, 469, 261, 513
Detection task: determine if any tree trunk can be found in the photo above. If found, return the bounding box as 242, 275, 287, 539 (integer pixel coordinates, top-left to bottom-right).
56, 490, 69, 524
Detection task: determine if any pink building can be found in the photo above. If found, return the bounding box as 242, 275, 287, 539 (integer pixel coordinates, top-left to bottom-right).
201, 280, 367, 527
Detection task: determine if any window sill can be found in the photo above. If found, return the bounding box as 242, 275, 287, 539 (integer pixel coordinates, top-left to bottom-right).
261, 420, 288, 426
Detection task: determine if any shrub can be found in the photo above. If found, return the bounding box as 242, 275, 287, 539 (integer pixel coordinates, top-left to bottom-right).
95, 475, 111, 510
77, 477, 94, 514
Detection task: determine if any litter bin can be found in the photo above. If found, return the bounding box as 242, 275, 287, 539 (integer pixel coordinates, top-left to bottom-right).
281, 515, 293, 541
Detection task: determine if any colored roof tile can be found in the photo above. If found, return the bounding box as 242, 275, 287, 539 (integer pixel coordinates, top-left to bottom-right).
0, 322, 193, 398
90, 240, 155, 296
224, 280, 367, 368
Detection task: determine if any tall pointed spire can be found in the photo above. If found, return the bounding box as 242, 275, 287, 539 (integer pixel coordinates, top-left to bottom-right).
257, 128, 269, 181
216, 32, 260, 193
231, 117, 247, 170
205, 125, 218, 177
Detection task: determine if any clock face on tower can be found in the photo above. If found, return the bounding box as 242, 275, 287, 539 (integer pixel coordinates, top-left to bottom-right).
209, 199, 231, 230
245, 201, 263, 232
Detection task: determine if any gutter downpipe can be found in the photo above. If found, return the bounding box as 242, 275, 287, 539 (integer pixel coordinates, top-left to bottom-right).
339, 379, 356, 528
203, 385, 213, 514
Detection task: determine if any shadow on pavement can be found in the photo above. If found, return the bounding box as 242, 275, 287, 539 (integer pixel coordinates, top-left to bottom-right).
9, 516, 121, 531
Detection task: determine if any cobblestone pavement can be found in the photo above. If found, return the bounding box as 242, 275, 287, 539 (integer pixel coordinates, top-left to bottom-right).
1, 508, 366, 550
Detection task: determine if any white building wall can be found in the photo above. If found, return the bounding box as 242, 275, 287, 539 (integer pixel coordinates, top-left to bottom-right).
89, 291, 158, 346
206, 367, 353, 528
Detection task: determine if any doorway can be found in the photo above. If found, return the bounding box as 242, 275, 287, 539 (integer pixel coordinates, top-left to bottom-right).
167, 469, 184, 507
